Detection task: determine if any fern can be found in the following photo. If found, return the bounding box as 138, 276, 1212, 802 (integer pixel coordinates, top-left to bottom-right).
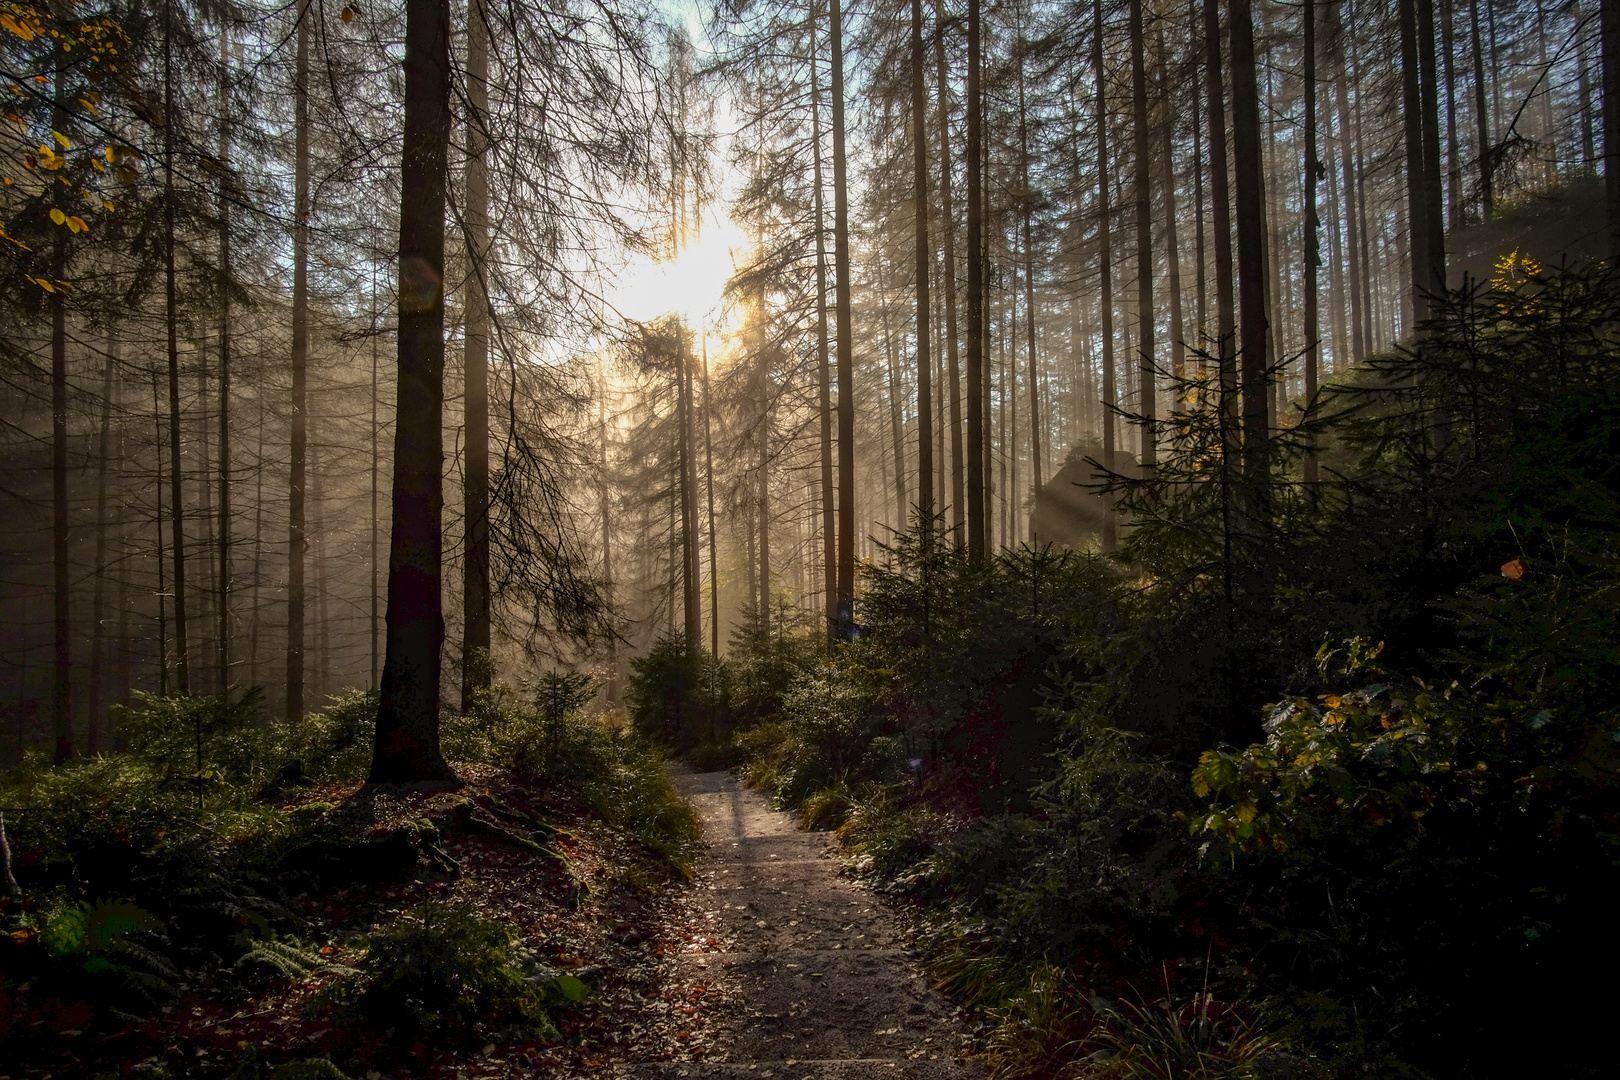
268, 1060, 353, 1080
237, 938, 331, 980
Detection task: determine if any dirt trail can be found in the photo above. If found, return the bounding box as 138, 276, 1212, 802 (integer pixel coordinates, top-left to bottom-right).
612, 769, 982, 1080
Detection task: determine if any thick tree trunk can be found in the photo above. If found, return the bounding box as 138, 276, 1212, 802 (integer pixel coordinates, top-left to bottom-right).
461, 0, 491, 711
1096, 0, 1119, 552
832, 0, 858, 626
912, 0, 933, 527
287, 0, 311, 719
965, 0, 986, 563
372, 0, 460, 786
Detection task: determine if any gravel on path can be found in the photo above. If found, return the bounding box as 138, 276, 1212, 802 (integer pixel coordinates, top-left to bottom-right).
610, 768, 983, 1080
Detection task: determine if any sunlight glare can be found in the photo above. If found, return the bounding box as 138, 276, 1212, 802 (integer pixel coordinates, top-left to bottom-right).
611, 212, 745, 333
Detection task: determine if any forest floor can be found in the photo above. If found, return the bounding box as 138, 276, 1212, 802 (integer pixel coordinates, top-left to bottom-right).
5, 760, 982, 1080
600, 767, 983, 1080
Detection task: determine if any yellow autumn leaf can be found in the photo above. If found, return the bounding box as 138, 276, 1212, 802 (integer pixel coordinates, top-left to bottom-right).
68, 215, 87, 232
100, 199, 113, 212
52, 131, 70, 149
78, 97, 99, 115
49, 207, 65, 225
35, 276, 54, 292
1, 13, 35, 41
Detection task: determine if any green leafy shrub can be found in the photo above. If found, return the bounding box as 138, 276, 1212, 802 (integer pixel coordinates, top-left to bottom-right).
323, 902, 578, 1039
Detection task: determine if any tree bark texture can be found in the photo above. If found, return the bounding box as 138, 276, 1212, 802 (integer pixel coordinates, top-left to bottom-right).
373, 0, 460, 786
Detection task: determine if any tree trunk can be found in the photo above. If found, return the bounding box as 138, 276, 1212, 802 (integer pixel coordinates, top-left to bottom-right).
461, 0, 491, 711
912, 0, 933, 528
1154, 18, 1188, 408
88, 345, 116, 755
965, 0, 986, 563
1441, 0, 1462, 231
1129, 0, 1157, 470
51, 33, 70, 762
1603, 0, 1619, 255
679, 338, 701, 647
1303, 0, 1320, 487
832, 0, 858, 626
811, 2, 836, 636
1230, 0, 1270, 515
1204, 0, 1237, 405
1330, 1, 1366, 362
700, 336, 719, 658
287, 0, 311, 719
1418, 0, 1447, 298
372, 0, 460, 786
1400, 0, 1432, 325
152, 374, 168, 696
371, 274, 381, 688
1017, 25, 1042, 532
934, 6, 965, 543
882, 297, 909, 529
1096, 0, 1119, 552
164, 0, 190, 696
217, 32, 233, 694
1471, 0, 1495, 220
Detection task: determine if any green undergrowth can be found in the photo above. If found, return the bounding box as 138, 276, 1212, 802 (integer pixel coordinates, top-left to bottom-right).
700, 266, 1620, 1079
0, 681, 697, 1072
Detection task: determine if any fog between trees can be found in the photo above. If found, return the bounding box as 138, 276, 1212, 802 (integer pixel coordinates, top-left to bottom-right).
0, 0, 1603, 761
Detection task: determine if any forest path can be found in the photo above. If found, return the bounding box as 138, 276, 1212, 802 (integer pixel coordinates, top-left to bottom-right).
610, 768, 981, 1080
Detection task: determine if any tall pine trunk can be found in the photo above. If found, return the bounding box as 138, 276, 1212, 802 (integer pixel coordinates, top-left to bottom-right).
832, 0, 858, 627
88, 346, 116, 754
1154, 18, 1188, 408
1129, 0, 1156, 470
372, 0, 460, 786
965, 0, 986, 562
1303, 0, 1320, 487
1096, 0, 1119, 552
1471, 0, 1495, 221
1230, 0, 1270, 518
934, 6, 965, 542
811, 1, 835, 637
287, 0, 311, 719
912, 0, 933, 527
217, 29, 234, 692
51, 33, 70, 762
164, 0, 190, 695
1203, 0, 1236, 403
461, 0, 491, 710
